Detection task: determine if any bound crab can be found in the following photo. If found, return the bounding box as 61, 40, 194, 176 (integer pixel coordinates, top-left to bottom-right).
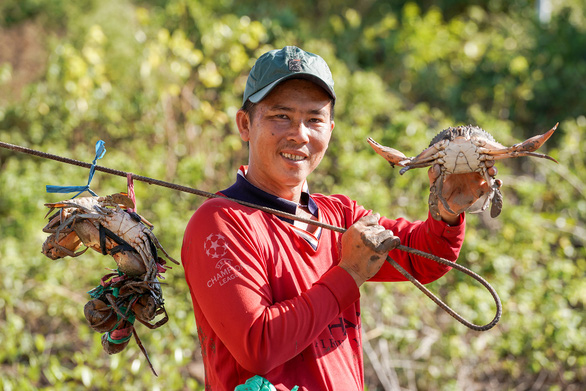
84, 272, 168, 375
367, 123, 558, 220
42, 193, 178, 280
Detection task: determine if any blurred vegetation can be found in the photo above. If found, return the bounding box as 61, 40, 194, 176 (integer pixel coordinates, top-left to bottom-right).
0, 0, 584, 390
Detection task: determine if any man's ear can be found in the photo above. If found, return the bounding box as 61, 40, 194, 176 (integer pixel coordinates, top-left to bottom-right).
236, 109, 251, 142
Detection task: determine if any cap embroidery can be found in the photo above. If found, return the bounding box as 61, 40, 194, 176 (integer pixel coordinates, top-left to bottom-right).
288, 59, 302, 72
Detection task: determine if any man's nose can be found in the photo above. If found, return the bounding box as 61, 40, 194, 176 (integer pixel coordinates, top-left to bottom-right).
288, 121, 310, 143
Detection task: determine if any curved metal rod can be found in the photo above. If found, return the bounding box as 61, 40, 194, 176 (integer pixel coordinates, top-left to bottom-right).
390, 246, 501, 331
1, 140, 502, 331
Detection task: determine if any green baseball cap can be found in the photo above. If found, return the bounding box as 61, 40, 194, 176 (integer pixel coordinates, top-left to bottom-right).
243, 46, 336, 105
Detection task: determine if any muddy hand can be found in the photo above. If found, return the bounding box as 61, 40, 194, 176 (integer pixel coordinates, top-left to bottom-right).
428, 164, 498, 223
339, 213, 401, 287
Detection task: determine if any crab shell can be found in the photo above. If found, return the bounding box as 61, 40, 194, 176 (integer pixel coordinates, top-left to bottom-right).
367, 123, 558, 220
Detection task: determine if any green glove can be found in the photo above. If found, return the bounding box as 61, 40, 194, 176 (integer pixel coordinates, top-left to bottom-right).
234, 375, 299, 391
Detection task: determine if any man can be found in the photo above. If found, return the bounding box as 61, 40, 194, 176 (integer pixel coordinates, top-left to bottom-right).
182, 46, 491, 390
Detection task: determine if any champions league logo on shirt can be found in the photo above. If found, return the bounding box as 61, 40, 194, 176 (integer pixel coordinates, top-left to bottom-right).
203, 234, 243, 288
204, 233, 228, 259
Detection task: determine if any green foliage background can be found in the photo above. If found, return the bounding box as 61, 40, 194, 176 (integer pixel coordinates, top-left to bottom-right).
0, 0, 584, 389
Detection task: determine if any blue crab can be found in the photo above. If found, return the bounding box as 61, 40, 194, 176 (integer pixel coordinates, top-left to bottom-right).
367, 123, 558, 220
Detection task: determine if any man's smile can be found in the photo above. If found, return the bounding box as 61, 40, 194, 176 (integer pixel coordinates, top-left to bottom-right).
281, 152, 307, 161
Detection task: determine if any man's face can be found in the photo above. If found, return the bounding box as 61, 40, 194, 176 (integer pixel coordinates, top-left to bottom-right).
237, 78, 335, 199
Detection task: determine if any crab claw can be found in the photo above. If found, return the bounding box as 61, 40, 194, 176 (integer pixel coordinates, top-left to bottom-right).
367, 138, 411, 167
485, 123, 559, 163
510, 122, 558, 160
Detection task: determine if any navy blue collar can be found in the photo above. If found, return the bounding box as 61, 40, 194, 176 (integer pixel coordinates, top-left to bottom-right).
219, 170, 319, 224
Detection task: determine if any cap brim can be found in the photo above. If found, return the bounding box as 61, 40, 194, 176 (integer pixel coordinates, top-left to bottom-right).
248, 73, 336, 103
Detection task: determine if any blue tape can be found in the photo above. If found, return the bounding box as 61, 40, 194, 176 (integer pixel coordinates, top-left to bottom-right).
46, 140, 106, 198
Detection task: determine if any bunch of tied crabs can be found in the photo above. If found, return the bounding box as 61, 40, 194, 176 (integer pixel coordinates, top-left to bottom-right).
42, 193, 178, 375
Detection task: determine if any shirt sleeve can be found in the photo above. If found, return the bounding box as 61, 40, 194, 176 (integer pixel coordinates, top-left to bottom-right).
370, 210, 466, 283
181, 199, 360, 375
322, 194, 466, 284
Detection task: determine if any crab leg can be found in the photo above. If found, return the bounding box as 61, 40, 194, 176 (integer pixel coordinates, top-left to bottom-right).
428, 187, 441, 221
477, 171, 495, 213
50, 213, 84, 240
435, 174, 460, 216
145, 231, 179, 265
480, 149, 558, 162
399, 142, 451, 174
399, 156, 443, 174
132, 328, 158, 376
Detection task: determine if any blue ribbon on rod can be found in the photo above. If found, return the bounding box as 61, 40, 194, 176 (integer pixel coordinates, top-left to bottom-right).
46, 140, 106, 198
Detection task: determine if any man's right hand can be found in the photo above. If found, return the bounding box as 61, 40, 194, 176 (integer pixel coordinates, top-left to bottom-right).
338, 213, 400, 287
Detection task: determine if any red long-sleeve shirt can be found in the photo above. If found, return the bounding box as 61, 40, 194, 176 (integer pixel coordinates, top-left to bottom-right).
182, 172, 465, 390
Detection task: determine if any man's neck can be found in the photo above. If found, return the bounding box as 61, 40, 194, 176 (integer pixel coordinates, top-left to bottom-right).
244, 167, 306, 204
220, 166, 319, 224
